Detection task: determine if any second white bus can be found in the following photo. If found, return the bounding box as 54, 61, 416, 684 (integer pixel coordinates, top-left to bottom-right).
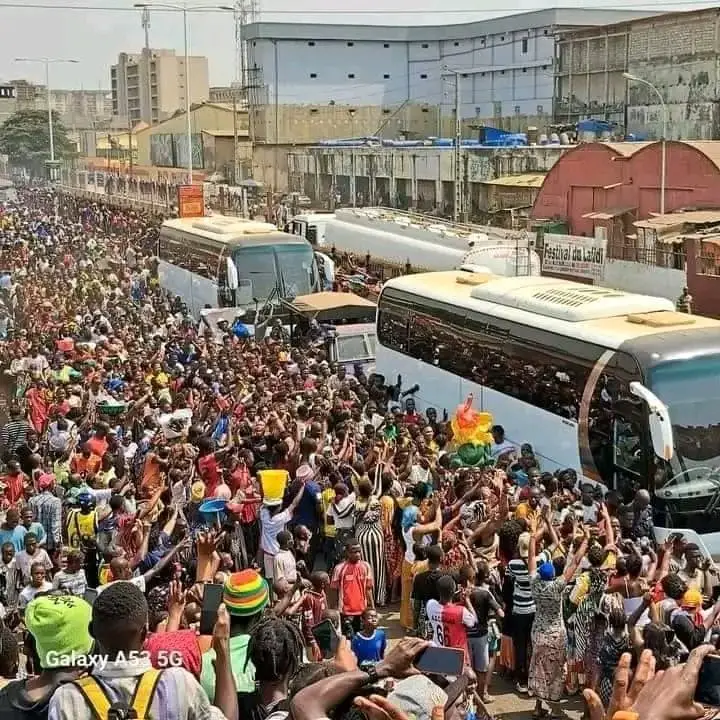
376, 270, 720, 557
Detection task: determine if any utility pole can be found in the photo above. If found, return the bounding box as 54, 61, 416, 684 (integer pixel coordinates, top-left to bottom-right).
141, 7, 152, 125
444, 67, 463, 223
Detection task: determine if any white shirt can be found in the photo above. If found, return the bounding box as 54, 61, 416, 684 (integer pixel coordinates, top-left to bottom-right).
426, 598, 477, 648
19, 581, 53, 608
260, 507, 291, 555
97, 576, 146, 594
273, 549, 297, 586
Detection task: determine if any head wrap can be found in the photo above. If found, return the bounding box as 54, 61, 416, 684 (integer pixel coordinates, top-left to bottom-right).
538, 561, 556, 581
145, 629, 201, 677
401, 505, 419, 532
223, 569, 269, 617
682, 587, 705, 626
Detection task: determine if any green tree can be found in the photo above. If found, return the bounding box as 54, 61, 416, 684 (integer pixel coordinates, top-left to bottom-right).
0, 109, 76, 175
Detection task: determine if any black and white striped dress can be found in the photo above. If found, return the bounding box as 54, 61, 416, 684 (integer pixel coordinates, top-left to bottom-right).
355, 498, 386, 606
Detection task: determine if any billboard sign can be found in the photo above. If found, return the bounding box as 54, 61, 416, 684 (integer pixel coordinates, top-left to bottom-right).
177, 184, 204, 218
542, 233, 607, 281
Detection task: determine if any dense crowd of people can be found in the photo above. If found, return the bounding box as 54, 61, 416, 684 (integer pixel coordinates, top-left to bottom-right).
0, 187, 712, 720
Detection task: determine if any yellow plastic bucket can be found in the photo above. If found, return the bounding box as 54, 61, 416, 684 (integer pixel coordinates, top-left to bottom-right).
259, 469, 289, 503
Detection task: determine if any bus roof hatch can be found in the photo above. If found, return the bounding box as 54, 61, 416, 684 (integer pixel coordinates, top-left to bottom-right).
468, 277, 674, 322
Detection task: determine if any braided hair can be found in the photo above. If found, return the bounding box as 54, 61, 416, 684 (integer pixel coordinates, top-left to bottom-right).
246, 615, 305, 683
498, 519, 523, 562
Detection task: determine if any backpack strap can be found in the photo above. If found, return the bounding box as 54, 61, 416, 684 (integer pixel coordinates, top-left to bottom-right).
130, 668, 163, 719
72, 676, 113, 720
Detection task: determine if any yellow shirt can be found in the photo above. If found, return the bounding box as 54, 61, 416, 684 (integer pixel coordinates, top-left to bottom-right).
321, 487, 336, 538
514, 503, 539, 522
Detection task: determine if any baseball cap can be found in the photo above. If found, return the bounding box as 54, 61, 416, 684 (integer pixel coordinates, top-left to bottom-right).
25, 594, 94, 669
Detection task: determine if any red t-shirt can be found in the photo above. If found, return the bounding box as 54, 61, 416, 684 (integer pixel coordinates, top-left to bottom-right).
87, 436, 108, 458
198, 454, 220, 497
426, 599, 474, 663
301, 590, 328, 642
331, 560, 373, 616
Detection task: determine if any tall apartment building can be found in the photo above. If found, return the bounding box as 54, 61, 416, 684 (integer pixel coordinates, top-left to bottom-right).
110, 49, 210, 126
0, 80, 112, 127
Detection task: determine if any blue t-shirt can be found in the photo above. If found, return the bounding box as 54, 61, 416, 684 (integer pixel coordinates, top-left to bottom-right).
0, 525, 27, 553
351, 629, 387, 667
294, 480, 322, 531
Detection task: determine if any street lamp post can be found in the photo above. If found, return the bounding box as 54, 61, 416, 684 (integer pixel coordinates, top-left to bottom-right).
15, 57, 79, 172
623, 72, 667, 215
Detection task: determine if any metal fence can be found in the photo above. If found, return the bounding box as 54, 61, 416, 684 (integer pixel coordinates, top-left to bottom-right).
607, 241, 686, 270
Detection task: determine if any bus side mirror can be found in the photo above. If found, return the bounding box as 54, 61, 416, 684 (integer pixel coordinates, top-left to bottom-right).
629, 381, 675, 461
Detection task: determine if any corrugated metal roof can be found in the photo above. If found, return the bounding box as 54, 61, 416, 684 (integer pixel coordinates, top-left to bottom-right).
601, 142, 653, 156
637, 210, 720, 227
682, 141, 720, 171
583, 206, 636, 220
201, 129, 250, 138
482, 173, 546, 188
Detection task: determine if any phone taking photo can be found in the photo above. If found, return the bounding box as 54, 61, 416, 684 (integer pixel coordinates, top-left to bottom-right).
695, 654, 720, 707
311, 618, 340, 659
199, 583, 224, 635
414, 646, 464, 676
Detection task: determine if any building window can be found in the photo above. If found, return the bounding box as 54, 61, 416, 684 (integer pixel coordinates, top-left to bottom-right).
522, 67, 527, 72
537, 104, 544, 113
347, 42, 354, 46
544, 29, 548, 35
454, 41, 460, 46
422, 107, 429, 113
500, 35, 505, 41
481, 72, 486, 77
500, 70, 505, 75
462, 73, 468, 78
480, 37, 486, 44
420, 74, 428, 79
310, 73, 317, 78
522, 38, 528, 53
382, 108, 390, 114
308, 41, 315, 46
348, 73, 355, 78
515, 105, 521, 114
383, 74, 390, 79
384, 43, 389, 48
421, 43, 429, 48
542, 65, 548, 70
310, 108, 319, 113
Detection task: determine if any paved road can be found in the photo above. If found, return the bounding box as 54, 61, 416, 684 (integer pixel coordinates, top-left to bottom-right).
380, 605, 585, 720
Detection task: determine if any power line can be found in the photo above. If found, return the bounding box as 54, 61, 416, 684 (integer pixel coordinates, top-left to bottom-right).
0, 1, 713, 11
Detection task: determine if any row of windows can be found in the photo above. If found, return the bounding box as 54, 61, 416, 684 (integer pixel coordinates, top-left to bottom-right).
305, 67, 549, 81
158, 232, 225, 282
303, 31, 550, 50
377, 288, 647, 486
377, 289, 642, 423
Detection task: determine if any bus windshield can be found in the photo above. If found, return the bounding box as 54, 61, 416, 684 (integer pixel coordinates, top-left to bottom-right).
233, 246, 277, 303
650, 355, 720, 472
232, 244, 316, 303
276, 244, 316, 298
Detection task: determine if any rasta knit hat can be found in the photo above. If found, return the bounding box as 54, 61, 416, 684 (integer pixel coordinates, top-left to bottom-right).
223, 569, 269, 617
25, 594, 94, 669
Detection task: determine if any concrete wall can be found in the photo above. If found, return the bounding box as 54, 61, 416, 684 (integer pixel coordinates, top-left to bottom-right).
282, 144, 567, 201
253, 103, 553, 144
555, 25, 630, 126
248, 28, 557, 121
599, 258, 685, 299
135, 104, 248, 166
627, 9, 720, 140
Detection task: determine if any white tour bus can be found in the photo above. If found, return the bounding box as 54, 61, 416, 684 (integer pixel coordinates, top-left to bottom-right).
158, 216, 320, 318
376, 270, 720, 557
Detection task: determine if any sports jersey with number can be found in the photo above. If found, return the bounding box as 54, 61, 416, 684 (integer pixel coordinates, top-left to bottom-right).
425, 599, 475, 662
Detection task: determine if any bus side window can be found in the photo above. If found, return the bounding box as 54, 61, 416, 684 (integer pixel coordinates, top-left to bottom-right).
377, 293, 409, 352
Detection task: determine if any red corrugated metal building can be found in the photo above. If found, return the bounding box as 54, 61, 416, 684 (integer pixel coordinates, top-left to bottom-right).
531, 140, 720, 235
